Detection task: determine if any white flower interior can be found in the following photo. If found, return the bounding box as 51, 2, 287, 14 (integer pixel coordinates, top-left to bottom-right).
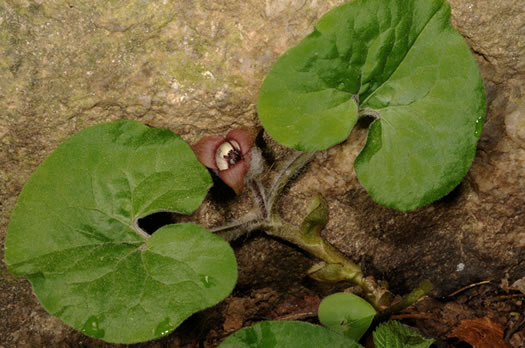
215, 143, 233, 170
215, 140, 242, 171
230, 140, 240, 151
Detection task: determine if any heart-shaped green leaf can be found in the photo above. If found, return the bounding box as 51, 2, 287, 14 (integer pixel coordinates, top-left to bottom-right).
257, 0, 486, 210
5, 121, 237, 343
318, 292, 376, 341
218, 320, 363, 348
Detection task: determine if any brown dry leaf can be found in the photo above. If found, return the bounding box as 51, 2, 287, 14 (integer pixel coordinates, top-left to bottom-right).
449, 317, 511, 348
223, 297, 247, 333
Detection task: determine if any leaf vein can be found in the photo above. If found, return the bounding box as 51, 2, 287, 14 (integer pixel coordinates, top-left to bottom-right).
361, 1, 444, 106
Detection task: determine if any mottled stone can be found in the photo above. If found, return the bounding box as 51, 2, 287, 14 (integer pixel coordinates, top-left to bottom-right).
449, 0, 525, 79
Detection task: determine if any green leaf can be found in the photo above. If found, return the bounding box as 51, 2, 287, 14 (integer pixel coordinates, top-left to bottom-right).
257, 0, 486, 210
318, 292, 376, 341
218, 320, 363, 348
373, 320, 434, 348
5, 121, 237, 343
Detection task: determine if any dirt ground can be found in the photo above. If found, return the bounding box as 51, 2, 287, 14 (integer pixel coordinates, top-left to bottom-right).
173, 280, 525, 348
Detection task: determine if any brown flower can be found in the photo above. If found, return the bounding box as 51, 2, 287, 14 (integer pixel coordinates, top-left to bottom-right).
192, 128, 256, 194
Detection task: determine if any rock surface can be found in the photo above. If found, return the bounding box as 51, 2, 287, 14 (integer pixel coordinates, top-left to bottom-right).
1, 0, 524, 346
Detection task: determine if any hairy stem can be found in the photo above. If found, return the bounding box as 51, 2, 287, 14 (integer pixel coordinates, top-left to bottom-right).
267, 151, 316, 218
209, 213, 262, 242
248, 178, 268, 218
209, 151, 313, 242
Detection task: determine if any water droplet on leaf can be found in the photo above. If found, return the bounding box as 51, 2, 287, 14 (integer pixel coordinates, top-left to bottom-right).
81, 315, 105, 338
474, 115, 484, 137
154, 317, 173, 337
200, 274, 216, 288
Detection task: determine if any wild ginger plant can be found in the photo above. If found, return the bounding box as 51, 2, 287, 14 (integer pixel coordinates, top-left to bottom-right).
5, 0, 485, 344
